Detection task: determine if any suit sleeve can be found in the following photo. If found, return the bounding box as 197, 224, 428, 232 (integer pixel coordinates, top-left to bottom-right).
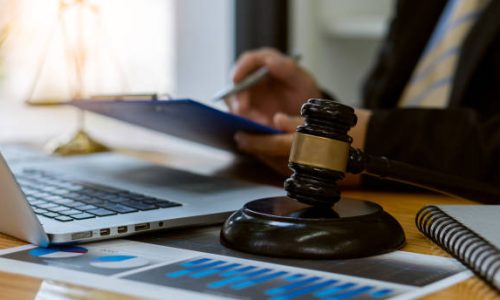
363, 108, 500, 187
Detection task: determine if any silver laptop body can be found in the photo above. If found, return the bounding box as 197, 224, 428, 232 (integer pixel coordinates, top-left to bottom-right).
0, 152, 284, 246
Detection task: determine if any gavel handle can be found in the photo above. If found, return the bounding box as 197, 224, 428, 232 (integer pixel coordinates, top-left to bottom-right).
348, 149, 500, 204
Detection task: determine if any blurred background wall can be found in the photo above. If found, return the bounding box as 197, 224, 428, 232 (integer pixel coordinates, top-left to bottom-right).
0, 0, 394, 149
0, 0, 393, 106
291, 0, 394, 106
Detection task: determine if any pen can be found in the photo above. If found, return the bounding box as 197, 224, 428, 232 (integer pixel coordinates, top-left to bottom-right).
211, 53, 301, 102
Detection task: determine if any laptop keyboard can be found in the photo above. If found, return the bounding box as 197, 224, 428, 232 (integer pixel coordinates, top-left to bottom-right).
15, 169, 182, 222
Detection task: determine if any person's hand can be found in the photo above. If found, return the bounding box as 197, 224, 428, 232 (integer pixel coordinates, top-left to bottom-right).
226, 48, 322, 127
235, 113, 302, 176
235, 108, 373, 186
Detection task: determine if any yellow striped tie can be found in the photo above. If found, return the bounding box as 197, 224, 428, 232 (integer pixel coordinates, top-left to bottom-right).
398, 0, 489, 108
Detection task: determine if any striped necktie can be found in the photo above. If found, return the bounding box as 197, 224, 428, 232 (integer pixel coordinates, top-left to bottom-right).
398, 0, 489, 108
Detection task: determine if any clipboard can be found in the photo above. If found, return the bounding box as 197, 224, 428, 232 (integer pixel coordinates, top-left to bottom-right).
71, 99, 282, 151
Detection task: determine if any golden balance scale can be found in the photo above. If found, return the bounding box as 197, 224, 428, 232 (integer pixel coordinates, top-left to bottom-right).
19, 0, 129, 155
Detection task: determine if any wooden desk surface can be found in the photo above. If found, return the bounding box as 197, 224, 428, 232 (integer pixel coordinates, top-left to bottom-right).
0, 104, 498, 299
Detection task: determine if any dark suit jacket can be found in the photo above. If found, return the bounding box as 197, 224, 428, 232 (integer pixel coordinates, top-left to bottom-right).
361, 0, 500, 187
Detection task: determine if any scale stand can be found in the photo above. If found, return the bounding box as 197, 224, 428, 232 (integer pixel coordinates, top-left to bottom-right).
24, 0, 128, 155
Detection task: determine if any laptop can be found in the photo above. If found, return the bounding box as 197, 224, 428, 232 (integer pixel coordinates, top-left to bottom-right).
0, 151, 284, 246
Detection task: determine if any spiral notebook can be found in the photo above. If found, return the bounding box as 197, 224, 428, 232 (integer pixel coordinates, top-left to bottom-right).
416, 205, 500, 291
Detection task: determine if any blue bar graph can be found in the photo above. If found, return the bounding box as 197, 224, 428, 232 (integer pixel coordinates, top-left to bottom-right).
208, 268, 272, 289
269, 279, 338, 300
266, 276, 322, 296
220, 265, 257, 277
179, 258, 211, 267
231, 271, 288, 290
371, 288, 393, 298
190, 263, 240, 279
284, 274, 305, 281
314, 282, 356, 297
166, 260, 225, 278
161, 257, 402, 300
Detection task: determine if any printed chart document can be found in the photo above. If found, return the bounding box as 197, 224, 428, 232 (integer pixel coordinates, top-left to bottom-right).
0, 240, 470, 300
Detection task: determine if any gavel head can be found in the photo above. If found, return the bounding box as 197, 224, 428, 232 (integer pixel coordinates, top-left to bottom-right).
284, 99, 357, 207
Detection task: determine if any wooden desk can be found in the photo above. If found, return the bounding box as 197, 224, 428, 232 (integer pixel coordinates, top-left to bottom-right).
0, 168, 497, 299
0, 104, 498, 299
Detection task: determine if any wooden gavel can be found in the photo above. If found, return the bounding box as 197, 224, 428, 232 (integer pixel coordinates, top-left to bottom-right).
285, 98, 500, 206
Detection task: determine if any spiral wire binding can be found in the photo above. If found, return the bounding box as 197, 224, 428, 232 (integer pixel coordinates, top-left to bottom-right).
416, 206, 500, 292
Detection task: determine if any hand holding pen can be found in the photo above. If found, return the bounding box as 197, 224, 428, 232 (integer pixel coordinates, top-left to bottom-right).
216, 48, 323, 127
212, 52, 302, 102
215, 48, 323, 175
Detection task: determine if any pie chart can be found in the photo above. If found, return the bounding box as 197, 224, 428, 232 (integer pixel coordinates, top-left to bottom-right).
28, 246, 88, 258
90, 255, 149, 269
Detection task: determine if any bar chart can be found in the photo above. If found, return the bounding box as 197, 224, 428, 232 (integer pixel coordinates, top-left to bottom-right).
126, 256, 407, 300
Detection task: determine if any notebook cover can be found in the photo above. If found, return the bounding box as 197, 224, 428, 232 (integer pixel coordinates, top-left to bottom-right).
416, 205, 500, 290
437, 205, 500, 247
71, 99, 282, 151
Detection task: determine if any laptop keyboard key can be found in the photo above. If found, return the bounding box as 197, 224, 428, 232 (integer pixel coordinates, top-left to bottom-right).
75, 204, 97, 211
45, 195, 63, 201
79, 198, 105, 206
51, 198, 77, 205
33, 208, 48, 214
51, 189, 69, 195
63, 201, 86, 208
37, 203, 58, 209
141, 198, 159, 205
71, 194, 93, 202
86, 208, 116, 217
42, 212, 61, 218
99, 203, 138, 214
72, 213, 96, 220
98, 194, 120, 201
47, 206, 70, 213
55, 216, 74, 222
122, 200, 156, 210
157, 201, 182, 208
59, 209, 82, 216
28, 199, 47, 206
106, 196, 128, 203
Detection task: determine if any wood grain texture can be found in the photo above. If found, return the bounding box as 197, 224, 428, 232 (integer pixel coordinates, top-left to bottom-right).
0, 234, 26, 250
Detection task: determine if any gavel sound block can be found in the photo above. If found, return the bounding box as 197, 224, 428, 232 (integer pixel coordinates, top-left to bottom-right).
220, 99, 405, 259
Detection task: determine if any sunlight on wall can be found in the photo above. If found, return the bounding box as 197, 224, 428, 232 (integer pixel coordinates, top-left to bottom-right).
0, 0, 232, 156
0, 0, 174, 102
